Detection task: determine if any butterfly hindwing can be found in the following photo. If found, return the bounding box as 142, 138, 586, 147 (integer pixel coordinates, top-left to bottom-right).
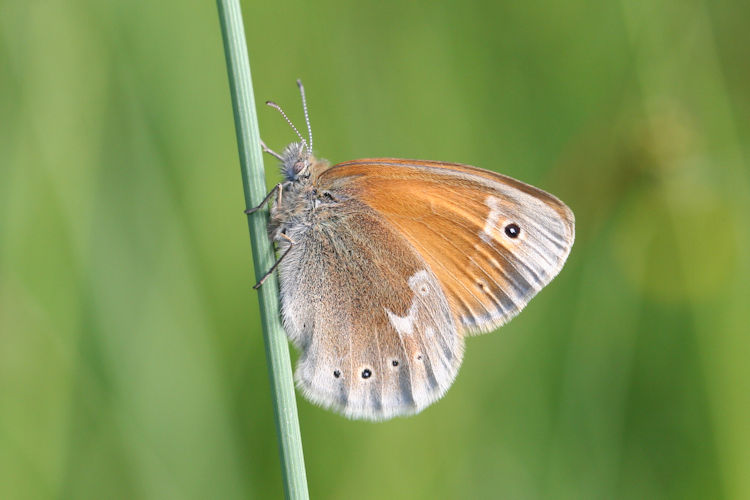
277, 196, 464, 420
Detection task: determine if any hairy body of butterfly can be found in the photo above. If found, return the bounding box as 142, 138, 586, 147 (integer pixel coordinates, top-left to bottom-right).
253, 81, 574, 420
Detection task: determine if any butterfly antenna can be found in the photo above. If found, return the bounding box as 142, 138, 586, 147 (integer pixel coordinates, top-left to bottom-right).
265, 100, 307, 148
297, 79, 313, 155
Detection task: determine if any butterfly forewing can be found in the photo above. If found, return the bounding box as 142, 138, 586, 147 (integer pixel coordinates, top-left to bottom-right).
277, 196, 464, 420
317, 159, 575, 334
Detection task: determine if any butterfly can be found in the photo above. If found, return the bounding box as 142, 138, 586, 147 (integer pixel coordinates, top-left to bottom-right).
248, 80, 575, 421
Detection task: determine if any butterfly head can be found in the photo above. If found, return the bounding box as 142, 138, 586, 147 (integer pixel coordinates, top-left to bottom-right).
280, 141, 312, 182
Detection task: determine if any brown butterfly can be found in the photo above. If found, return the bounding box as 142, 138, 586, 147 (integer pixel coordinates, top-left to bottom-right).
248, 80, 575, 421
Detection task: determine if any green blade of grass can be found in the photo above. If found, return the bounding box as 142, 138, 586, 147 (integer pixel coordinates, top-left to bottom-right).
216, 1, 309, 499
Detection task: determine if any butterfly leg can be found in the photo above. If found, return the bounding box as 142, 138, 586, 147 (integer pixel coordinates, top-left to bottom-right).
243, 140, 289, 215
253, 233, 295, 289
260, 139, 284, 161
244, 183, 283, 215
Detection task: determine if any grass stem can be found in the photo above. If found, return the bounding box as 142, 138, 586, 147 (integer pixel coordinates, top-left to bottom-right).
216, 2, 309, 498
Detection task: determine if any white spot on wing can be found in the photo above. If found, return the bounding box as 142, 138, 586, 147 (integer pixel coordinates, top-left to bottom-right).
386, 270, 431, 336
387, 306, 417, 335
408, 270, 430, 289
480, 196, 502, 243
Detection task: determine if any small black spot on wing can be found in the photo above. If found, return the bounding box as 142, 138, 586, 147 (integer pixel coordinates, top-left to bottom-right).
505, 223, 520, 238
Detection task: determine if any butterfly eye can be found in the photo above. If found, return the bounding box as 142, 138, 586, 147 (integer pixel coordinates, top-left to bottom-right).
361, 368, 372, 379
504, 223, 521, 238
333, 369, 341, 378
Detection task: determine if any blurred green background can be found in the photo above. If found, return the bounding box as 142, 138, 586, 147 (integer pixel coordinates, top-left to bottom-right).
1, 0, 749, 498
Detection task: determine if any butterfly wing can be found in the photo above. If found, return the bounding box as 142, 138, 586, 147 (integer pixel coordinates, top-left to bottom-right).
277, 196, 464, 420
316, 158, 575, 334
